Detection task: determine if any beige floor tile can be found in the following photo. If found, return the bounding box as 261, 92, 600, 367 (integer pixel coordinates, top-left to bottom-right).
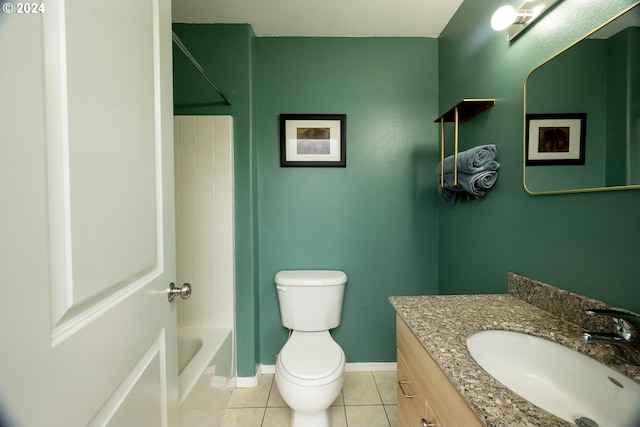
384, 405, 397, 427
180, 409, 217, 427
343, 372, 382, 405
373, 371, 397, 405
261, 407, 290, 427
266, 379, 287, 408
345, 405, 390, 427
219, 408, 265, 427
216, 370, 398, 427
331, 406, 347, 427
229, 374, 273, 408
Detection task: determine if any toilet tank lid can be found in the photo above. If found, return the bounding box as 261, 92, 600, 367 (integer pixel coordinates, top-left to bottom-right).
275, 270, 347, 286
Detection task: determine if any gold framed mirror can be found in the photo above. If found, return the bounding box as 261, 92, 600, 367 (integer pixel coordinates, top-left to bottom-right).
523, 2, 640, 194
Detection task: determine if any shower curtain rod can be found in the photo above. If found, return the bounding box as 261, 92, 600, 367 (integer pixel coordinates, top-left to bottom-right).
171, 31, 232, 106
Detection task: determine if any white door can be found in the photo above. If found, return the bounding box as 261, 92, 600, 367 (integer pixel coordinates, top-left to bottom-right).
0, 0, 178, 426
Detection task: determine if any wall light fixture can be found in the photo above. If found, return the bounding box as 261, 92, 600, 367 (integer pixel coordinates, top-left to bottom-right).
491, 0, 562, 41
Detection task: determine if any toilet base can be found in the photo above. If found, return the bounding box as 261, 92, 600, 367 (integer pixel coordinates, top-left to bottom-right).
275, 330, 345, 427
290, 408, 332, 427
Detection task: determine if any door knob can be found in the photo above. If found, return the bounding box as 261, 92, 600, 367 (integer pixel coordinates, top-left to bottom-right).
168, 282, 192, 302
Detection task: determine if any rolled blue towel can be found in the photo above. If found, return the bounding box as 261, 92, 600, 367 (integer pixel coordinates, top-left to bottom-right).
440, 170, 499, 197
440, 144, 498, 174
438, 187, 458, 203
467, 170, 499, 195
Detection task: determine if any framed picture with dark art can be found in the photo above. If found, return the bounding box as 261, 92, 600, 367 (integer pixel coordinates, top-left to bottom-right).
280, 114, 346, 167
526, 113, 586, 165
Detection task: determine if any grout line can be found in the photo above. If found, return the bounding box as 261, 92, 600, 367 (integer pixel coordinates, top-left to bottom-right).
340, 404, 347, 427
371, 371, 383, 402
266, 375, 275, 409
372, 372, 394, 427
222, 371, 397, 427
383, 405, 393, 427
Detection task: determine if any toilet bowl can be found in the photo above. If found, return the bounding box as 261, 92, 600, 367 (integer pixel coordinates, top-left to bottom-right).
276, 331, 345, 427
273, 270, 348, 427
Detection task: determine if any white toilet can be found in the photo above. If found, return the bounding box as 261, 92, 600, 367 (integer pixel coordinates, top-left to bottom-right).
274, 270, 347, 427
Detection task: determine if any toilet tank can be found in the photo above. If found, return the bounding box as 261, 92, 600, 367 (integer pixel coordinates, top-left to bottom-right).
275, 270, 347, 331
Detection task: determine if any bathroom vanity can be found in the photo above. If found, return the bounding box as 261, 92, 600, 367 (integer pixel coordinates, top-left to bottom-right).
396, 314, 482, 427
391, 273, 640, 427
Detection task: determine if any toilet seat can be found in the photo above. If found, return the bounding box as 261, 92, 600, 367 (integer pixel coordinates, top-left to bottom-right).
277, 332, 345, 386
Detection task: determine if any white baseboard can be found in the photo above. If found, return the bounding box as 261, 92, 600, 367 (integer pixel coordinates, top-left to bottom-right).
235, 365, 262, 388
345, 362, 397, 372
235, 362, 397, 388
235, 376, 259, 388
260, 364, 276, 375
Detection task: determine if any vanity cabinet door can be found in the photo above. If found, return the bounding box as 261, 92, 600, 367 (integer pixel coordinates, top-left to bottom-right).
397, 315, 483, 427
397, 350, 439, 427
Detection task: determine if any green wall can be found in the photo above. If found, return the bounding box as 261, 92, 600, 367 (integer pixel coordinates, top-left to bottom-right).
173, 0, 640, 378
172, 28, 439, 375
254, 37, 439, 365
526, 40, 607, 191
526, 27, 640, 190
607, 27, 640, 185
438, 0, 640, 312
173, 24, 261, 377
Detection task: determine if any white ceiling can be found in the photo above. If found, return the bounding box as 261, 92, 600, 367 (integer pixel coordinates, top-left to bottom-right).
171, 0, 465, 37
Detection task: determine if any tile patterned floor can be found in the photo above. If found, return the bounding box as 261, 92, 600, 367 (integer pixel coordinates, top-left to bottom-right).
180, 371, 397, 427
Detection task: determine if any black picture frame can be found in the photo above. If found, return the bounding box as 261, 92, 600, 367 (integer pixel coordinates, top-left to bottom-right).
280, 114, 347, 167
526, 113, 586, 165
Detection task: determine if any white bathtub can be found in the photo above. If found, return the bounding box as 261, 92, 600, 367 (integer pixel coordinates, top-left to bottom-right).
178, 327, 234, 410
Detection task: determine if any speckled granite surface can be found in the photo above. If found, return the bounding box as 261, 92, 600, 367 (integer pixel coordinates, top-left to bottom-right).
389, 273, 640, 427
507, 272, 618, 332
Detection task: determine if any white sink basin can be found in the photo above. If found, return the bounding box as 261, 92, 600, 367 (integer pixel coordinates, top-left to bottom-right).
466, 330, 640, 427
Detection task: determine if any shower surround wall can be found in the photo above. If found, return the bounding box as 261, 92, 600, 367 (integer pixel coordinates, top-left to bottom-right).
174, 116, 235, 328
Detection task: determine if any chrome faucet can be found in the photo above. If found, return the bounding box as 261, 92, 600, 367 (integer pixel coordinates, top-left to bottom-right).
580, 308, 640, 366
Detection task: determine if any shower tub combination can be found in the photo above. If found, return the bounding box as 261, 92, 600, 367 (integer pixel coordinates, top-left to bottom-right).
174, 115, 236, 423
177, 327, 234, 419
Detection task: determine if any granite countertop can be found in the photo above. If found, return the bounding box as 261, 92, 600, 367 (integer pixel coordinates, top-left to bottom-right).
389, 291, 640, 427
